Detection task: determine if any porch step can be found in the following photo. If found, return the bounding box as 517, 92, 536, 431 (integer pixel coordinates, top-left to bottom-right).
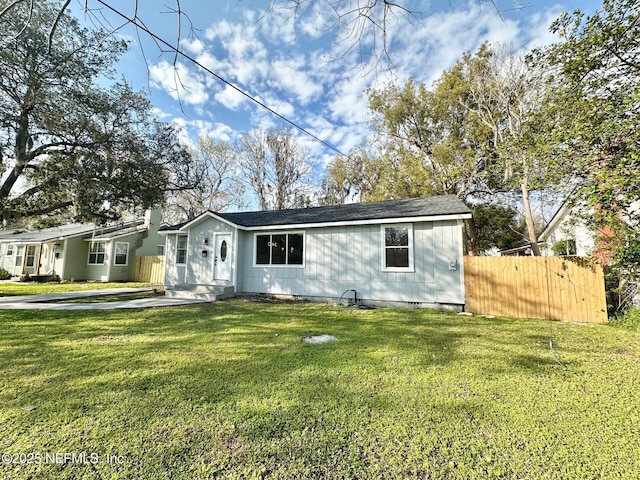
165, 284, 235, 302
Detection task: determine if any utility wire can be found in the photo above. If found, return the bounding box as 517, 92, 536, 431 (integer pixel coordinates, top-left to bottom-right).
95, 0, 347, 157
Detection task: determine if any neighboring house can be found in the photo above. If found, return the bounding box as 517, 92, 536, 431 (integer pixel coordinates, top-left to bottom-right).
160, 196, 472, 309
538, 201, 596, 258
538, 199, 640, 264
0, 209, 162, 281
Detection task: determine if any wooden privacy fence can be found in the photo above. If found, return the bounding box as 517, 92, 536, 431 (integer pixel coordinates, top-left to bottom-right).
464, 256, 608, 324
134, 255, 165, 284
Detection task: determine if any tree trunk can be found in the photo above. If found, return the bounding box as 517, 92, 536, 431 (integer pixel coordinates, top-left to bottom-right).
521, 178, 541, 256
462, 217, 479, 256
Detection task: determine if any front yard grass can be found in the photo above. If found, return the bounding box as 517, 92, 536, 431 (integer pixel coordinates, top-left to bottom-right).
0, 300, 639, 479
0, 281, 153, 297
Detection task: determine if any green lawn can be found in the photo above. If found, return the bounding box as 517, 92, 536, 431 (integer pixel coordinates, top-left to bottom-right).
0, 300, 639, 479
0, 282, 153, 297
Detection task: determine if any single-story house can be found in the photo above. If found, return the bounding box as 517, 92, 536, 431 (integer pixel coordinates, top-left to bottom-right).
0, 209, 163, 281
160, 196, 472, 309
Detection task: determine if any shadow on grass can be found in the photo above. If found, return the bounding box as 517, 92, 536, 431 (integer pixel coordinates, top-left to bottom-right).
0, 300, 580, 414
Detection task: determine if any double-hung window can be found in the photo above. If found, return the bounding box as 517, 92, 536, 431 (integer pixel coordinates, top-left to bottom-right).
14, 245, 24, 267
176, 235, 187, 264
88, 242, 106, 265
255, 233, 304, 266
114, 242, 129, 265
382, 224, 414, 271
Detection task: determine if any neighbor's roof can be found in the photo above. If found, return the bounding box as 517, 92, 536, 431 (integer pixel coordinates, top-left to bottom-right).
162, 195, 472, 232
87, 223, 146, 241
0, 223, 96, 243
0, 220, 144, 244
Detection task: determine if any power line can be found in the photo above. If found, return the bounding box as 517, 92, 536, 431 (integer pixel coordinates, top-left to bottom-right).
95, 0, 347, 157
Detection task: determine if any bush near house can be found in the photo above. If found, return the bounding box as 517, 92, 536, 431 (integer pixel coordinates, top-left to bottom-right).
0, 301, 638, 479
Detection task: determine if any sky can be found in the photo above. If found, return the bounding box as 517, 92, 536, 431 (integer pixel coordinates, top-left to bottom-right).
72, 0, 602, 198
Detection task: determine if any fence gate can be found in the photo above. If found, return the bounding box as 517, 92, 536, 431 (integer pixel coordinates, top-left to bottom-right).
134, 255, 165, 284
464, 256, 608, 324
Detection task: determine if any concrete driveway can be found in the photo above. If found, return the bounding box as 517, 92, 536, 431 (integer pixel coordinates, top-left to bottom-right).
0, 288, 208, 310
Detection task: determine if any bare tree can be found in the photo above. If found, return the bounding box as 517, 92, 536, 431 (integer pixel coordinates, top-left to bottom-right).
164, 137, 246, 223
237, 127, 314, 211
461, 44, 555, 255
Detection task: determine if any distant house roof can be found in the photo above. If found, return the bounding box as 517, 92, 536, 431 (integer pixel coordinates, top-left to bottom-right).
88, 223, 146, 241
162, 195, 472, 232
0, 220, 143, 244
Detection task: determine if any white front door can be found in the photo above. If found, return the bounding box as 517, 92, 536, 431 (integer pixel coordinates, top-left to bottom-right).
213, 234, 232, 281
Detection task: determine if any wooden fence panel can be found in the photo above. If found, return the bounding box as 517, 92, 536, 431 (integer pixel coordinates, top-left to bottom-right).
134, 255, 165, 284
464, 256, 607, 324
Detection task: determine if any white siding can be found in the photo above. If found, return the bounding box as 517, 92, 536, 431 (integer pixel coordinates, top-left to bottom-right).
239, 220, 465, 305
163, 235, 185, 288
164, 217, 236, 287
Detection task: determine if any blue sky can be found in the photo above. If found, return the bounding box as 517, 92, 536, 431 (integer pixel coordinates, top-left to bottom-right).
74, 0, 602, 171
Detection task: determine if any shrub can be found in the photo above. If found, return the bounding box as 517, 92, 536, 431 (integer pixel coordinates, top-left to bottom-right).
611, 307, 640, 330
0, 268, 11, 280
552, 239, 577, 256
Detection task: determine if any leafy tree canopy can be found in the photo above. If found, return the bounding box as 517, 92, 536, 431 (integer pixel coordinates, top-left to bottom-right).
532, 0, 640, 268
0, 0, 194, 225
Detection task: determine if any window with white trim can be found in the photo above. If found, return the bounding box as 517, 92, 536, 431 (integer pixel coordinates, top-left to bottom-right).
7, 244, 13, 256
255, 233, 304, 266
176, 235, 187, 264
14, 245, 24, 267
382, 224, 414, 271
88, 242, 106, 265
114, 242, 129, 265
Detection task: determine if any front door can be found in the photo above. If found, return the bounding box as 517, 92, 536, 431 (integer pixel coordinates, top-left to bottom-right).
213, 234, 232, 281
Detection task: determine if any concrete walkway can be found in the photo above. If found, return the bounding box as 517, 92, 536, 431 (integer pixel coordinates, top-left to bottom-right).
0, 288, 208, 310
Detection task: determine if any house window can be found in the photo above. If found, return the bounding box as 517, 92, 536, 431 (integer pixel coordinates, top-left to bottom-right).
176, 235, 187, 264
88, 242, 106, 265
25, 245, 36, 267
382, 224, 414, 271
14, 245, 24, 267
7, 244, 13, 256
255, 233, 304, 266
114, 242, 129, 266
157, 245, 165, 256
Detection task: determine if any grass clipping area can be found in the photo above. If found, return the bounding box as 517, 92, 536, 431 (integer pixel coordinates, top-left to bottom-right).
0, 300, 639, 479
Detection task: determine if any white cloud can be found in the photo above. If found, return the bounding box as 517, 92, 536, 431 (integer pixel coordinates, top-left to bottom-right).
269, 56, 323, 105
299, 3, 331, 39
326, 72, 371, 125
182, 37, 206, 55
523, 8, 566, 51
149, 60, 210, 105
259, 5, 297, 44
204, 19, 269, 85
214, 85, 246, 110
261, 94, 296, 119
171, 118, 236, 145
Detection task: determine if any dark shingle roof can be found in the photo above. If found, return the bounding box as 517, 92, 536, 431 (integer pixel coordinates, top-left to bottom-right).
164, 195, 470, 230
